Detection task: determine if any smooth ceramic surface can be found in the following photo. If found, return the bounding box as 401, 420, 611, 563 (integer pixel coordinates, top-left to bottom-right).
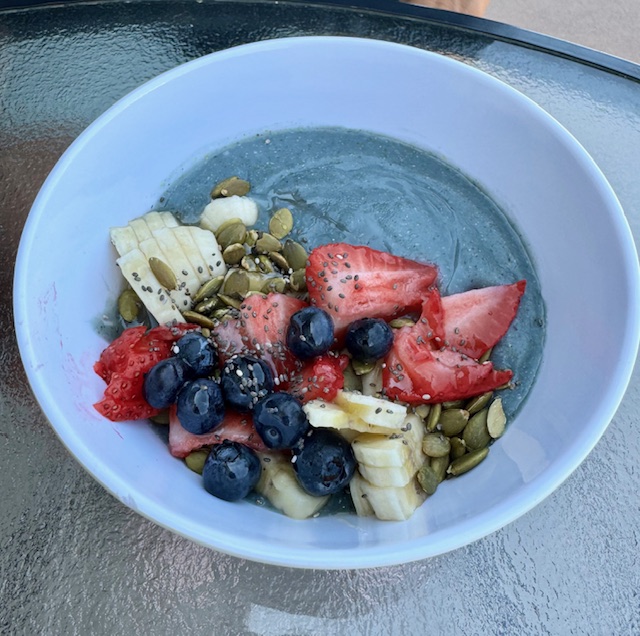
13, 36, 639, 569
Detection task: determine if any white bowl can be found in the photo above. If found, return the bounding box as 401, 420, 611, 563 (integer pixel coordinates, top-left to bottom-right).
14, 36, 640, 569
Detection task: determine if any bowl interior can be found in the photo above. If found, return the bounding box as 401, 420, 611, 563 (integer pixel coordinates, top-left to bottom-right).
14, 36, 639, 568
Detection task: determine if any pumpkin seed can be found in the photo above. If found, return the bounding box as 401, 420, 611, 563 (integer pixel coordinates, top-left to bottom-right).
439, 408, 470, 437
211, 308, 231, 321
430, 455, 449, 483
200, 328, 211, 338
222, 243, 246, 266
211, 176, 251, 199
195, 297, 221, 315
255, 233, 282, 254
442, 399, 465, 410
496, 381, 513, 391
268, 207, 294, 239
342, 363, 362, 392
118, 289, 142, 322
245, 229, 260, 247
447, 447, 489, 476
192, 275, 225, 304
269, 251, 290, 272
417, 463, 439, 495
243, 291, 267, 300
426, 403, 441, 432
241, 255, 260, 272
282, 240, 308, 271
149, 410, 170, 425
487, 397, 507, 439
414, 404, 431, 420
182, 311, 216, 329
217, 222, 247, 250
289, 269, 307, 292
462, 408, 491, 451
221, 270, 250, 298
352, 359, 376, 376
466, 391, 493, 415
218, 293, 243, 310
422, 433, 451, 458
389, 317, 416, 329
214, 217, 244, 237
256, 255, 276, 274
478, 347, 493, 364
185, 449, 209, 474
261, 276, 287, 294
449, 437, 467, 459
148, 257, 177, 291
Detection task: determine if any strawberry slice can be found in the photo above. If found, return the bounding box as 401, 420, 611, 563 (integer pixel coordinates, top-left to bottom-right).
441, 280, 526, 360
289, 354, 349, 403
168, 406, 268, 458
306, 243, 438, 340
211, 293, 308, 388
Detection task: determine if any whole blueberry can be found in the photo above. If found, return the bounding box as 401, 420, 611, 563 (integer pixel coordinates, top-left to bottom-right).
253, 392, 310, 450
345, 318, 394, 363
293, 428, 356, 496
176, 378, 225, 435
220, 355, 274, 412
173, 332, 218, 377
143, 357, 192, 409
287, 307, 335, 359
202, 441, 261, 502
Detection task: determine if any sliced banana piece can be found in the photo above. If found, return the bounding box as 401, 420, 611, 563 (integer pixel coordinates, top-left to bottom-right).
255, 453, 329, 520
200, 195, 259, 232
333, 391, 407, 430
351, 432, 415, 469
348, 472, 374, 517
303, 400, 392, 435
152, 227, 201, 293
116, 248, 184, 325
351, 472, 425, 521
188, 226, 227, 279
142, 211, 168, 233
158, 211, 180, 227
110, 225, 139, 256
171, 226, 211, 285
128, 217, 153, 242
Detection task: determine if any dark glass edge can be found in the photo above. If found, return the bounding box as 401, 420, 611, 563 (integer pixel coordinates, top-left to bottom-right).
0, 0, 638, 82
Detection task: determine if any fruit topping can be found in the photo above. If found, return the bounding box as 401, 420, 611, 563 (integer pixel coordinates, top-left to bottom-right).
202, 441, 261, 501
176, 378, 226, 435
286, 306, 335, 360
143, 357, 193, 409
173, 332, 218, 376
253, 392, 310, 449
220, 355, 274, 412
345, 317, 394, 363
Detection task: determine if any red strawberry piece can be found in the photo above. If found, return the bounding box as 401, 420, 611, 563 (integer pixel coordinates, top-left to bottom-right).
306, 243, 438, 340
441, 280, 526, 360
93, 323, 197, 422
383, 322, 512, 404
289, 354, 349, 403
168, 406, 268, 458
211, 293, 308, 388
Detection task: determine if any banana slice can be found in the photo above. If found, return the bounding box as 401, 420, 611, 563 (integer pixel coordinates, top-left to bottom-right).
348, 471, 374, 517
172, 226, 211, 285
188, 226, 227, 279
351, 473, 426, 521
255, 453, 329, 520
110, 225, 139, 256
159, 211, 180, 227
303, 400, 392, 435
333, 391, 407, 430
116, 248, 184, 325
200, 195, 259, 232
351, 432, 415, 469
129, 217, 153, 242
357, 462, 417, 488
142, 211, 168, 233
151, 227, 201, 295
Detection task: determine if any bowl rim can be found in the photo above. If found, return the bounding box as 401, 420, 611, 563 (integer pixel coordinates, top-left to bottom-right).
13, 35, 640, 569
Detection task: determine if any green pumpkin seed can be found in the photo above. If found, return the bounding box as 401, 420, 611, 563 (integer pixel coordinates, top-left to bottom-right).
342, 363, 362, 392
243, 291, 267, 300
282, 240, 308, 271
241, 255, 260, 272
447, 447, 489, 476
261, 276, 287, 294
466, 391, 493, 415
289, 269, 307, 292
496, 380, 513, 391
442, 399, 465, 410
417, 463, 439, 495
426, 403, 441, 432
487, 397, 507, 439
422, 433, 451, 458
192, 275, 225, 304
148, 257, 177, 291
211, 176, 251, 199
211, 308, 231, 321
462, 408, 491, 451
185, 449, 209, 474
222, 243, 246, 266
214, 217, 244, 237
414, 404, 431, 420
389, 317, 416, 329
269, 251, 290, 272
200, 328, 211, 338
449, 437, 467, 459
352, 359, 376, 376
256, 255, 276, 274
218, 293, 243, 310
195, 297, 221, 315
221, 270, 250, 298
268, 207, 294, 239
118, 289, 142, 322
245, 229, 260, 247
182, 311, 216, 329
430, 455, 449, 483
478, 347, 493, 364
439, 408, 470, 437
149, 410, 170, 425
217, 222, 247, 250
255, 233, 282, 254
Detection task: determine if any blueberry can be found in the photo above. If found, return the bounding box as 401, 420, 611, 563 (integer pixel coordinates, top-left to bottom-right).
220, 355, 274, 412
287, 307, 335, 359
253, 393, 309, 450
293, 428, 356, 496
202, 441, 261, 502
176, 378, 225, 435
345, 318, 394, 363
143, 357, 192, 409
173, 332, 218, 377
